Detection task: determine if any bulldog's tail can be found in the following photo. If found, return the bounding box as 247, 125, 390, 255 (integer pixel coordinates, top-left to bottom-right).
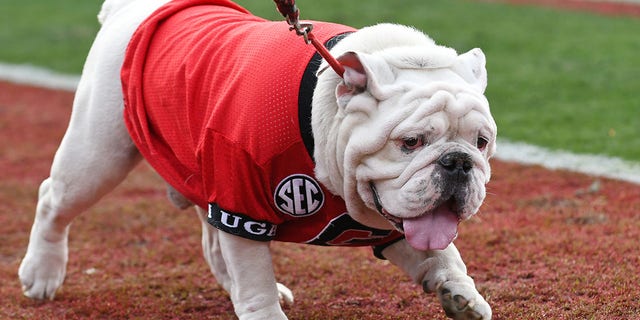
97, 0, 132, 24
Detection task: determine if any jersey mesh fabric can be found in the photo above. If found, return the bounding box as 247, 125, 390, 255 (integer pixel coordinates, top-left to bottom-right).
122, 0, 403, 246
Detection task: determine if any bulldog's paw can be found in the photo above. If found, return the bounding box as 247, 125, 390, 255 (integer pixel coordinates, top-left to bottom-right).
276, 282, 294, 306
425, 280, 491, 320
18, 227, 68, 300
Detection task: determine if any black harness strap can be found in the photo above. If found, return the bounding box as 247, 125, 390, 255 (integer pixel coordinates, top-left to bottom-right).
298, 32, 352, 161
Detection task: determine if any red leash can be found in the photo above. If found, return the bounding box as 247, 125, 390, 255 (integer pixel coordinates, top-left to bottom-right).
273, 0, 345, 78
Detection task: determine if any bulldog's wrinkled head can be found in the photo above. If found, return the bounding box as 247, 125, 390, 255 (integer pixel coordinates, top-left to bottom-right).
312, 24, 496, 252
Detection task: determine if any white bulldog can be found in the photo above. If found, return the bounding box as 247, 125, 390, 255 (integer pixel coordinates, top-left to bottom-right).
19, 0, 496, 319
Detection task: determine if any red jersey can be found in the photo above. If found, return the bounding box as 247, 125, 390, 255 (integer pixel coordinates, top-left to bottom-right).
122, 0, 403, 248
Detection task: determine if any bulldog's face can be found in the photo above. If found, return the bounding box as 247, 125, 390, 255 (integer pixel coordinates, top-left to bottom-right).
314, 43, 496, 252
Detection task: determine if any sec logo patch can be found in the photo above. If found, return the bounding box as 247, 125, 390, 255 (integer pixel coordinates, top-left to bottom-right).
274, 174, 324, 217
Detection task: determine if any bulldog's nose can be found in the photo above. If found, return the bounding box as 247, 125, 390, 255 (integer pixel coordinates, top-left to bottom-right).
438, 152, 473, 179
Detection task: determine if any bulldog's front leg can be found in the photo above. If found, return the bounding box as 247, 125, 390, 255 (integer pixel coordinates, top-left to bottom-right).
217, 231, 287, 320
382, 240, 491, 320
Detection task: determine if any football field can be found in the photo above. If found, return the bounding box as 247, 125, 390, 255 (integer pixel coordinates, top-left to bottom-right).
1, 0, 639, 318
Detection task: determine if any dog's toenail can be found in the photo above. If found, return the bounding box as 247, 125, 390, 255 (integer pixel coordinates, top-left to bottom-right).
422, 280, 429, 293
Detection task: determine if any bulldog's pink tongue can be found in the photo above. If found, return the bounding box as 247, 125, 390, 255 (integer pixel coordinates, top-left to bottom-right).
403, 204, 459, 251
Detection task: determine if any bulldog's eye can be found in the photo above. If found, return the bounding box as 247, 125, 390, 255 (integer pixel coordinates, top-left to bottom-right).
401, 136, 425, 153
476, 136, 489, 151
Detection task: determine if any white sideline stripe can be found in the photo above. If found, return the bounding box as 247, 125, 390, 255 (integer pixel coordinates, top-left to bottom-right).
1, 63, 639, 185
496, 140, 640, 184
0, 63, 79, 91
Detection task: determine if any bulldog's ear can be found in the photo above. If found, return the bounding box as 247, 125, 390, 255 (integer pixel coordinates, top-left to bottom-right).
335, 52, 368, 108
334, 51, 394, 108
453, 48, 488, 93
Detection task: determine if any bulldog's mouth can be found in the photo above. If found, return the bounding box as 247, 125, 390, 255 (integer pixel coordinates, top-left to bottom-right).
369, 182, 461, 251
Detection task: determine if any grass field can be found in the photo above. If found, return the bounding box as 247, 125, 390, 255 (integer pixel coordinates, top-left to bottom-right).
1, 0, 639, 161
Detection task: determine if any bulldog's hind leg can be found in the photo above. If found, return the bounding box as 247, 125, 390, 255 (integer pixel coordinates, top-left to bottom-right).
19, 75, 142, 301
18, 0, 175, 300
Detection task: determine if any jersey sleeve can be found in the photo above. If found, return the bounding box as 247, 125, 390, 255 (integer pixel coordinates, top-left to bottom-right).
200, 131, 284, 241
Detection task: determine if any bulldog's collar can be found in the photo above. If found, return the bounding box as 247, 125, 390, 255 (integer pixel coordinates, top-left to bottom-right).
297, 32, 353, 161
